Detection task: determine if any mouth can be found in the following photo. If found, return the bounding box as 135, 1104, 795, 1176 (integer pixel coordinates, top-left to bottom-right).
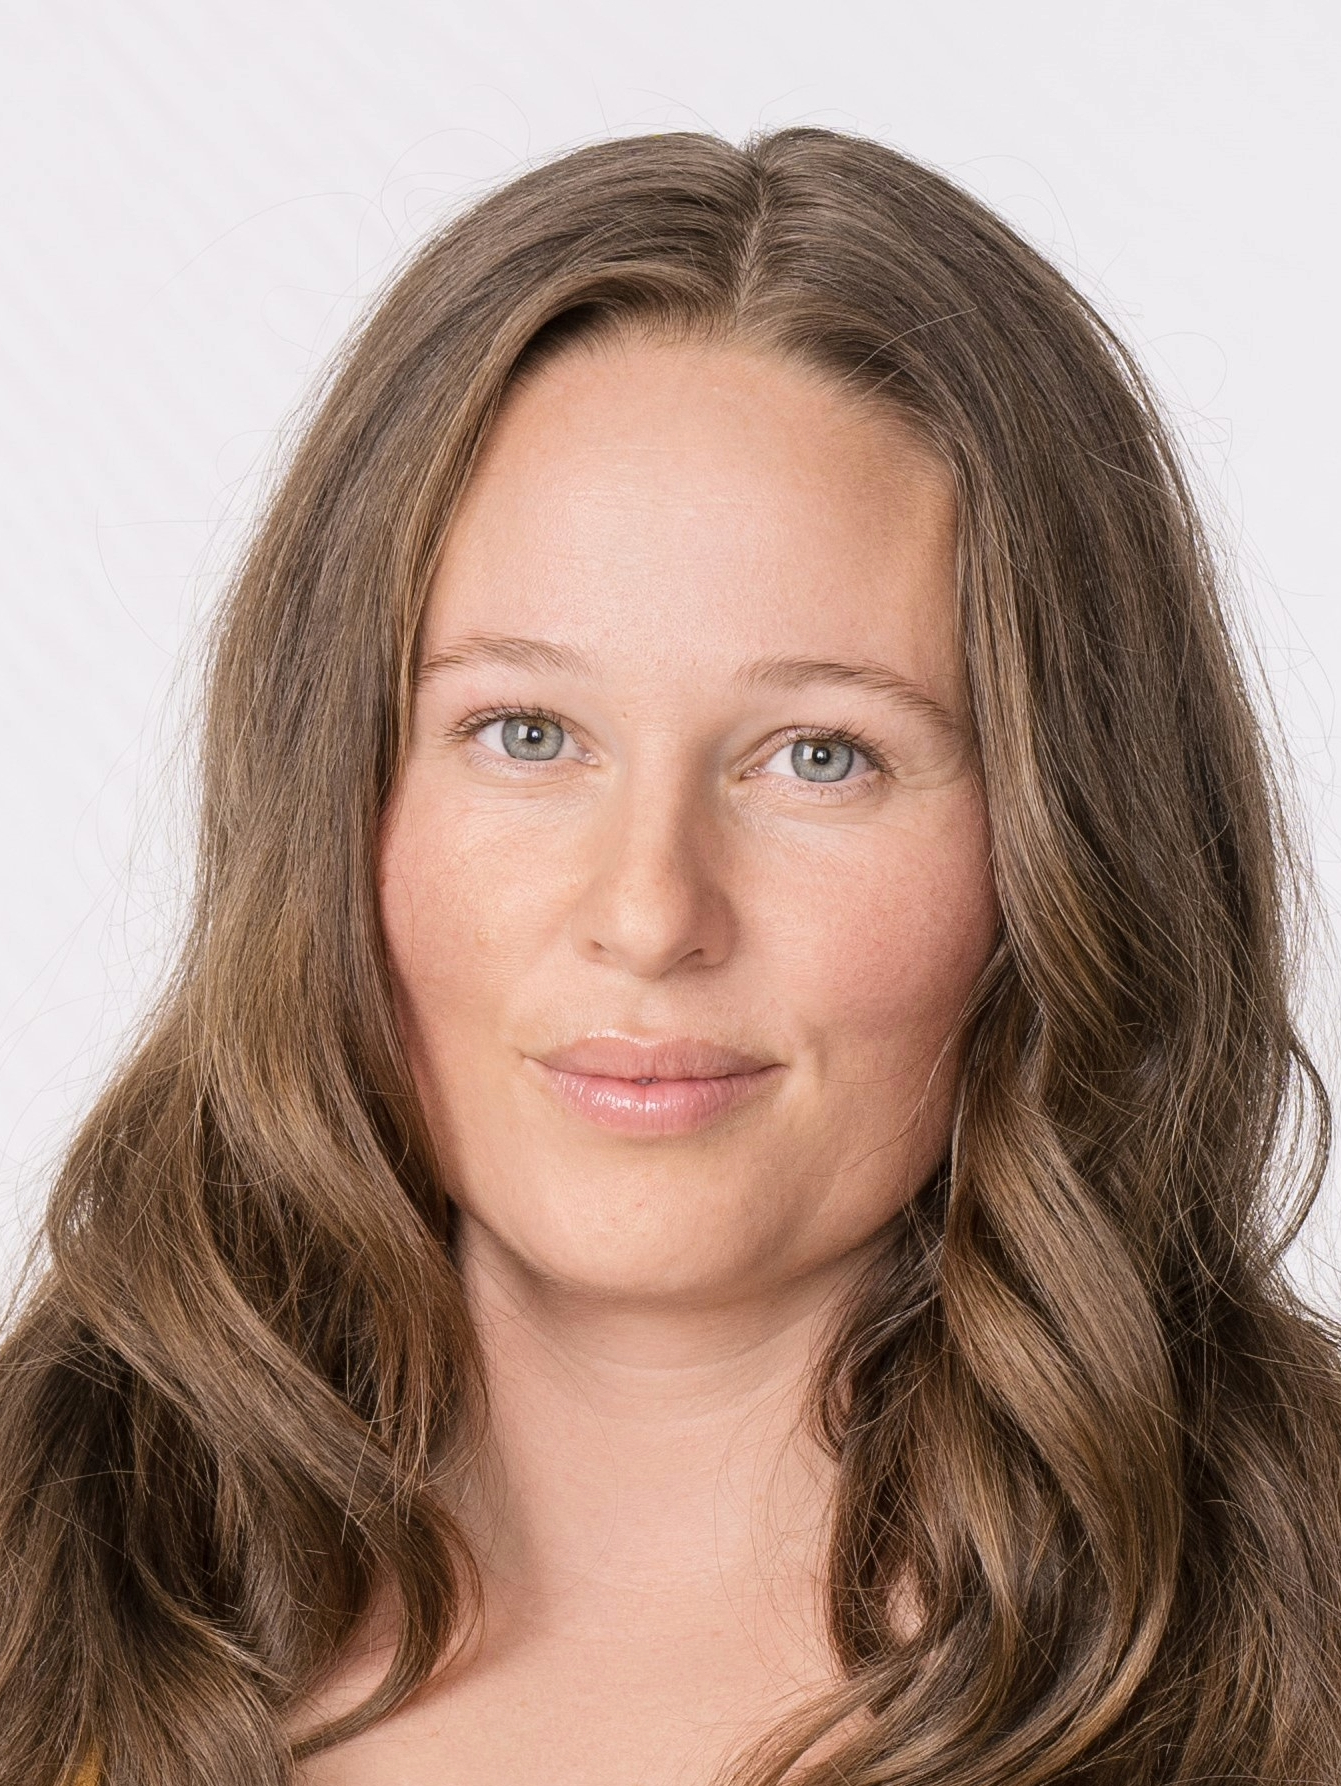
527, 1033, 785, 1137
529, 1060, 785, 1137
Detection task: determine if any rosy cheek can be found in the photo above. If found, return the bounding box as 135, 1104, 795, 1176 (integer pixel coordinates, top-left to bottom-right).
805, 825, 996, 1056
377, 794, 457, 1006
379, 790, 525, 1028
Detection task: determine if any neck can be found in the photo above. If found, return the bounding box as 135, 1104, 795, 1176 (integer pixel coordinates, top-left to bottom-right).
452, 1219, 868, 1677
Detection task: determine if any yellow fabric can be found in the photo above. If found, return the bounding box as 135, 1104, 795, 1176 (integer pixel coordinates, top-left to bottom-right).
67, 1753, 100, 1786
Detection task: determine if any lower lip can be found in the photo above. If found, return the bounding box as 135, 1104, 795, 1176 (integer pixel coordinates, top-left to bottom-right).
532, 1062, 784, 1136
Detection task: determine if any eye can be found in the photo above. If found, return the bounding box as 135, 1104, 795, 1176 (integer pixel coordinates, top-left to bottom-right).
455, 706, 582, 764
759, 730, 881, 787
490, 714, 565, 761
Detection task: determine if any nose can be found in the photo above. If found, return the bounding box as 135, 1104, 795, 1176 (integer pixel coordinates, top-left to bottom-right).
570, 762, 735, 979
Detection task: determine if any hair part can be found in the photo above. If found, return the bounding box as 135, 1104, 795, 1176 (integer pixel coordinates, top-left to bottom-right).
3, 126, 1339, 1785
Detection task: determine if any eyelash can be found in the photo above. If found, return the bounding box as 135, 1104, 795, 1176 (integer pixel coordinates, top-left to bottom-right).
447, 703, 572, 745
445, 705, 893, 798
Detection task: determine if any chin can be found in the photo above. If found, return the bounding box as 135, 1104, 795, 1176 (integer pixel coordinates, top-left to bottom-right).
458, 1171, 888, 1313
458, 1187, 796, 1306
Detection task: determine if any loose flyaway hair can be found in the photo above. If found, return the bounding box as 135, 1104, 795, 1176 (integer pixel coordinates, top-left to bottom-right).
3, 127, 1340, 1785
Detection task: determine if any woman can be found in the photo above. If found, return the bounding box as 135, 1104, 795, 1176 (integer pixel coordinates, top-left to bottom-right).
4, 125, 1340, 1786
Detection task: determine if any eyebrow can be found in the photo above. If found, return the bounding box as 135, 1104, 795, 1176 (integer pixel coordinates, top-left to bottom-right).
416, 633, 963, 732
734, 653, 962, 733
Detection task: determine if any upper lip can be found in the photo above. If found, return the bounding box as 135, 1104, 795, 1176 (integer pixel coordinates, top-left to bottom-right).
536, 1034, 778, 1080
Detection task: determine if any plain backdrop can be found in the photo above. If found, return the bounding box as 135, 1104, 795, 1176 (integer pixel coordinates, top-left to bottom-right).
3, 0, 1339, 1304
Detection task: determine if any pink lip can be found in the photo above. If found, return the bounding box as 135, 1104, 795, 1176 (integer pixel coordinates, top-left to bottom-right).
528, 1034, 784, 1136
531, 1061, 784, 1136
539, 1035, 775, 1079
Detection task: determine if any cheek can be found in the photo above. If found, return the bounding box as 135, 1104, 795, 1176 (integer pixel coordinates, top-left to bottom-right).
378, 782, 580, 1074
779, 796, 998, 1074
380, 769, 998, 1117
377, 788, 502, 1042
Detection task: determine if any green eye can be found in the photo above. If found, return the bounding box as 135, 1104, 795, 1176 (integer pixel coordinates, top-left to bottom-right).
761, 732, 874, 786
497, 715, 566, 761
789, 739, 856, 783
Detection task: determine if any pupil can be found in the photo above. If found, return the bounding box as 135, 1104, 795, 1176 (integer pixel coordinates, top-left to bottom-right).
502, 714, 563, 760
792, 737, 854, 783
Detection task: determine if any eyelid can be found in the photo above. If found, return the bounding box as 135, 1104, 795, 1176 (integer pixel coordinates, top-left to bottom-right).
447, 704, 893, 785
448, 703, 590, 756
761, 721, 890, 777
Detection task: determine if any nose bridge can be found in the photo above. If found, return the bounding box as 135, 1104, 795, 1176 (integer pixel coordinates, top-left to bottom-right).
573, 740, 732, 978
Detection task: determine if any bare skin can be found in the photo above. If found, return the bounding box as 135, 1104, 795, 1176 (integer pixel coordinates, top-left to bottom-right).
297, 337, 999, 1784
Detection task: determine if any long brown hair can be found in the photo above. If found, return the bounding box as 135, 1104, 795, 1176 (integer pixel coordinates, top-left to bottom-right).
3, 127, 1339, 1786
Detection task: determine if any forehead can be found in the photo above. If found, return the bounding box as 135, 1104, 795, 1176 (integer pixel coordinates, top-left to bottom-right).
425, 336, 961, 696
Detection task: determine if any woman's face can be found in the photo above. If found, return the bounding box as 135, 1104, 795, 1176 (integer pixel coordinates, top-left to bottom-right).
379, 336, 998, 1303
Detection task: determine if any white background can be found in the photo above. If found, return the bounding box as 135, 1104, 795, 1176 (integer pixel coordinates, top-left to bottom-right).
2, 0, 1338, 1302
